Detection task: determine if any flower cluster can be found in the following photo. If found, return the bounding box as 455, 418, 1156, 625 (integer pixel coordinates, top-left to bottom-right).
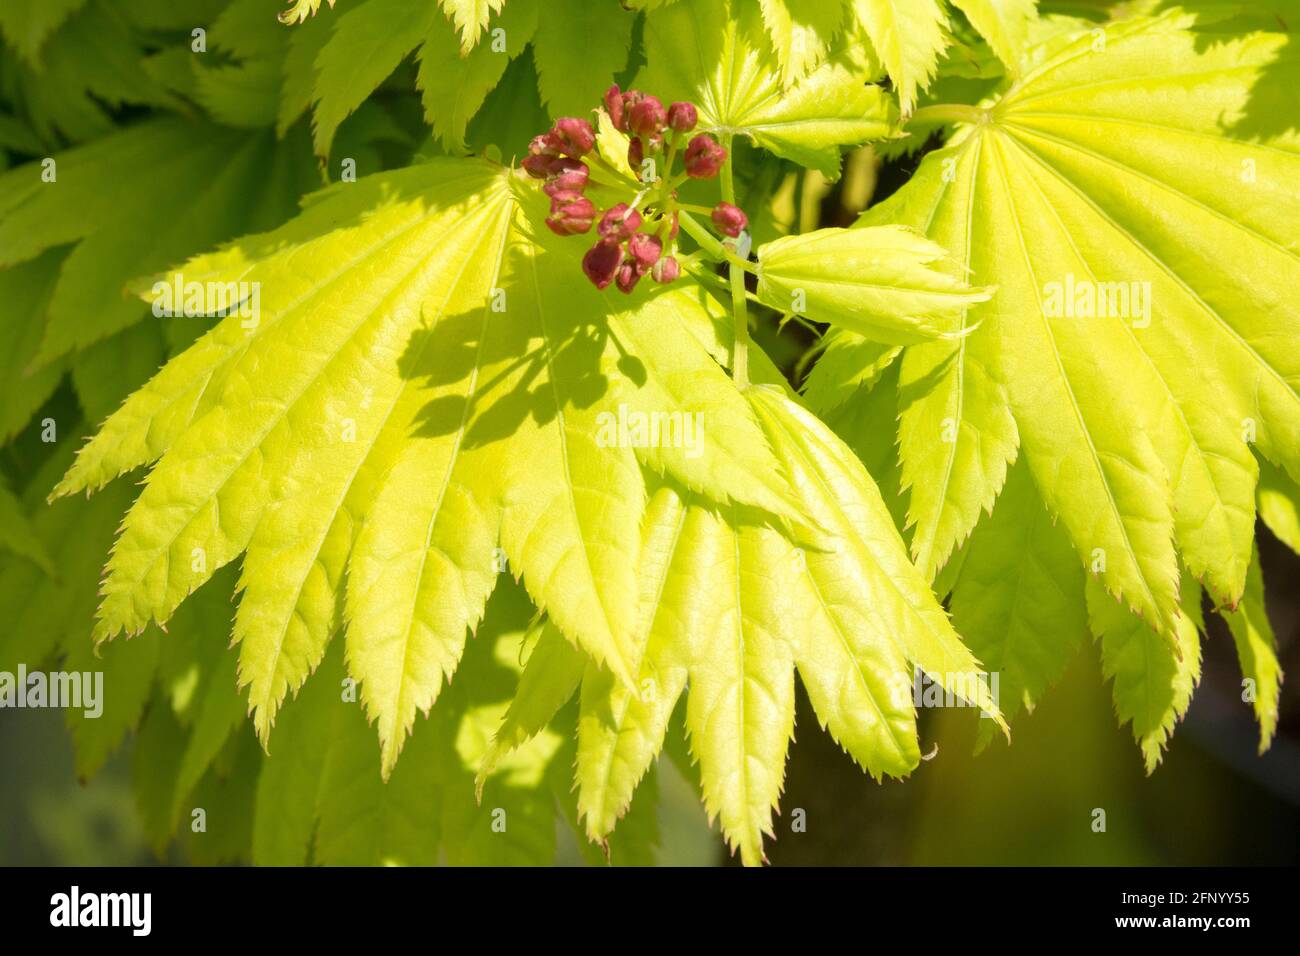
522, 88, 749, 294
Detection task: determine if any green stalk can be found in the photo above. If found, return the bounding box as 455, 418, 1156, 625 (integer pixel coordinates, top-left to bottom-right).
906, 103, 989, 128
719, 135, 750, 388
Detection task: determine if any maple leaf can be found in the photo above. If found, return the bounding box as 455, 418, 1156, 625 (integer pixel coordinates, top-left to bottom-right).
572, 388, 1004, 864
54, 157, 801, 777
638, 0, 896, 178
826, 13, 1300, 631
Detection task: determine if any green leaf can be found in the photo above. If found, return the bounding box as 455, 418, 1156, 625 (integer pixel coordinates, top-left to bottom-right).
949, 0, 1038, 79
676, 498, 796, 867
477, 618, 585, 790
253, 643, 347, 865
278, 7, 336, 135
846, 13, 1296, 631
0, 481, 53, 575
1090, 570, 1202, 773
419, 0, 539, 151
756, 224, 993, 344
57, 158, 796, 775
280, 0, 338, 25
575, 389, 1004, 864
1256, 455, 1300, 555
639, 0, 895, 177
851, 0, 949, 113
575, 483, 693, 843
436, 581, 566, 866
167, 583, 246, 825
0, 0, 87, 66
313, 682, 444, 865
71, 322, 165, 425
950, 459, 1087, 741
758, 0, 849, 86
749, 388, 1004, 737
869, 129, 1022, 582
801, 333, 900, 413
819, 360, 910, 535
0, 119, 319, 366
1220, 547, 1282, 753
532, 0, 634, 119
0, 249, 65, 443
4, 1, 177, 144
0, 442, 135, 679
439, 0, 506, 53
64, 629, 161, 782
132, 702, 188, 853
183, 729, 260, 865
310, 0, 439, 156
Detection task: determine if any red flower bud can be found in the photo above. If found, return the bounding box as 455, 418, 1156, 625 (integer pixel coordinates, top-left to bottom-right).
621, 89, 646, 117
547, 189, 585, 208
543, 159, 589, 196
523, 132, 566, 178
666, 102, 698, 133
529, 132, 563, 157
522, 154, 554, 179
652, 256, 681, 284
552, 117, 596, 158
604, 84, 626, 132
711, 202, 748, 238
628, 95, 666, 137
547, 194, 596, 235
684, 134, 727, 178
615, 260, 642, 295
599, 203, 642, 242
628, 233, 662, 274
627, 136, 643, 171
583, 240, 623, 290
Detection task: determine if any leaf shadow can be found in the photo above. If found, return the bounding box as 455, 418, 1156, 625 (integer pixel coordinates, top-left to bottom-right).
1156, 0, 1300, 141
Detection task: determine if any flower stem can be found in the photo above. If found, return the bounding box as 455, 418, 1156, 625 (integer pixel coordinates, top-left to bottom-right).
719, 135, 749, 388
906, 103, 989, 128
678, 211, 755, 272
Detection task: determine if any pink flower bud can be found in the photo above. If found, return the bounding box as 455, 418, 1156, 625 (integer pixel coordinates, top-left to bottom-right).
627, 136, 643, 171
628, 95, 666, 137
543, 159, 589, 196
547, 189, 585, 208
666, 102, 698, 133
615, 260, 642, 295
628, 233, 662, 274
684, 134, 727, 178
522, 154, 554, 179
547, 194, 596, 236
529, 132, 563, 157
599, 203, 642, 242
523, 132, 565, 178
552, 117, 596, 158
711, 202, 748, 238
604, 85, 626, 132
621, 89, 646, 117
652, 256, 681, 284
583, 240, 623, 290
